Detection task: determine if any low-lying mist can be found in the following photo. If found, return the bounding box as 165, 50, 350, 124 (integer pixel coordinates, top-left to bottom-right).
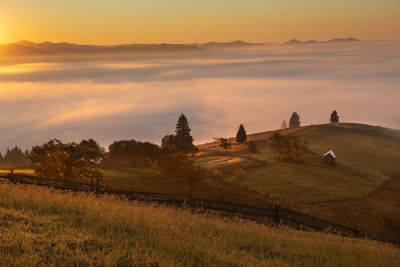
0, 40, 399, 151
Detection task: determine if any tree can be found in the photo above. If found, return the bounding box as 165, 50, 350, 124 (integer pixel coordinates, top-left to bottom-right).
158, 148, 202, 201
289, 112, 301, 128
3, 146, 30, 167
281, 120, 287, 129
268, 133, 310, 161
219, 138, 231, 150
330, 110, 339, 123
286, 135, 310, 160
161, 135, 177, 150
174, 114, 198, 153
236, 124, 247, 143
107, 139, 159, 165
268, 132, 287, 160
248, 140, 257, 153
29, 139, 104, 183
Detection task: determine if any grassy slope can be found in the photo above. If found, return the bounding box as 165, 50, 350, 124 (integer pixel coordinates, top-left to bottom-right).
1, 183, 399, 267
197, 123, 400, 241
241, 124, 400, 203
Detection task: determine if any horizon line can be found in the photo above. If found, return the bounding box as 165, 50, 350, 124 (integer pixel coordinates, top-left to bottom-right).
0, 37, 384, 46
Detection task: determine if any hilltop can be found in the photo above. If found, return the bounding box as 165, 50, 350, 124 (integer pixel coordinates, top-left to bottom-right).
197, 123, 400, 242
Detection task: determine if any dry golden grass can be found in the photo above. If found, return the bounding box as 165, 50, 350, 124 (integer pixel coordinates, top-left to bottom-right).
0, 168, 35, 175
0, 182, 399, 266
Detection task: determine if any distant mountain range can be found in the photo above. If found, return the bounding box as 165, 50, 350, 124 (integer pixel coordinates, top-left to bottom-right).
283, 38, 361, 45
0, 41, 203, 56
0, 38, 361, 56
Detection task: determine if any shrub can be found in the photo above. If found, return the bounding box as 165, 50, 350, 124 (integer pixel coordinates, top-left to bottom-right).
213, 169, 223, 177
230, 168, 246, 183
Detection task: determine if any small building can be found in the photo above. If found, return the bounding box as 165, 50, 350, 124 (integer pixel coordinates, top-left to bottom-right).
323, 150, 336, 164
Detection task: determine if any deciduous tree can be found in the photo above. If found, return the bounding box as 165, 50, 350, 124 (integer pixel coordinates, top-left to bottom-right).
29, 139, 104, 183
219, 138, 231, 150
330, 110, 339, 123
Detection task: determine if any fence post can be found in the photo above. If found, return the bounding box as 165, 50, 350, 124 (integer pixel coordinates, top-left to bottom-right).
274, 202, 281, 224
10, 168, 14, 183
353, 227, 360, 238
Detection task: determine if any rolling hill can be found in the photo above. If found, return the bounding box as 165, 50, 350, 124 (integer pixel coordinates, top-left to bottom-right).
197, 123, 400, 241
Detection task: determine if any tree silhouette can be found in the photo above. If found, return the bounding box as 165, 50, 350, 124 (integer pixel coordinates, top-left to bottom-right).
236, 124, 247, 143
219, 138, 231, 150
330, 110, 339, 123
174, 114, 198, 153
29, 139, 104, 182
289, 112, 301, 128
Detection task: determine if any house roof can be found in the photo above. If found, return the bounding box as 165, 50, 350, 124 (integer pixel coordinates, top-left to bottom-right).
323, 150, 336, 158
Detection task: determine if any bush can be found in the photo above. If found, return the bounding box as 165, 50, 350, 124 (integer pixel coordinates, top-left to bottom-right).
230, 168, 246, 183
213, 169, 223, 177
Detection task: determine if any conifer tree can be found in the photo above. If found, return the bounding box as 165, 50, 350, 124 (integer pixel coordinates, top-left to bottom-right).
236, 124, 247, 143
289, 112, 301, 128
174, 114, 197, 153
330, 110, 339, 123
281, 120, 287, 129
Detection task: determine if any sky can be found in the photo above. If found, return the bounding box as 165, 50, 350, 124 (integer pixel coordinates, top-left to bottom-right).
0, 2, 399, 152
0, 41, 399, 152
0, 0, 400, 44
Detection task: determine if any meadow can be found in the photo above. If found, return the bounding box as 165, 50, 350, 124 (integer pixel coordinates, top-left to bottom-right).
0, 182, 399, 266
196, 123, 400, 241
3, 123, 399, 243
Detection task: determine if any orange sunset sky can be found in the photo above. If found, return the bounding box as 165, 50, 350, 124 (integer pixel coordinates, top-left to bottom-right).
0, 0, 399, 44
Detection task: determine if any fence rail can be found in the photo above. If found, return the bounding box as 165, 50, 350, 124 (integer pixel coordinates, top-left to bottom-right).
1, 173, 399, 246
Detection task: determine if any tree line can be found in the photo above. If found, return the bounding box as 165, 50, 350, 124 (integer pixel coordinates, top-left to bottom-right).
219, 110, 340, 160
24, 109, 340, 183
0, 147, 30, 168
27, 114, 200, 184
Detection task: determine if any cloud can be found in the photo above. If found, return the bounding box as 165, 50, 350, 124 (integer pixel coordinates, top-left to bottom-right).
0, 41, 399, 151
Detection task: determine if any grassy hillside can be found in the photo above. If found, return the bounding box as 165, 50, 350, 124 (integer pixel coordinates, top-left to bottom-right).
0, 183, 399, 266
197, 123, 400, 241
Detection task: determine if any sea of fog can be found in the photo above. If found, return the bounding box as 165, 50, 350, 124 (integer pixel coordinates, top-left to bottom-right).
0, 40, 399, 151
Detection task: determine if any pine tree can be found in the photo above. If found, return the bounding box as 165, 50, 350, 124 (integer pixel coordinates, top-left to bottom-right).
330, 110, 339, 123
174, 114, 197, 153
289, 112, 301, 128
281, 120, 287, 129
236, 124, 247, 143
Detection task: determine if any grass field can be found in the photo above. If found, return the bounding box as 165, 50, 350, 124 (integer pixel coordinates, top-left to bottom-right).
197, 123, 400, 241
1, 183, 399, 266
3, 123, 399, 243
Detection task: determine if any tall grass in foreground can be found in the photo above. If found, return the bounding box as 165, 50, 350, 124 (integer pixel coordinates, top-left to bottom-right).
0, 183, 399, 266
